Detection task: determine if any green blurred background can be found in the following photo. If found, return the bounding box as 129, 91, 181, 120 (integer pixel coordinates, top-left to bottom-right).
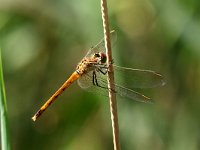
1, 0, 200, 149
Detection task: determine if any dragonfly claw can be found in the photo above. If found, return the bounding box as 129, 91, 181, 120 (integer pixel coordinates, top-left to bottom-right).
108, 59, 114, 65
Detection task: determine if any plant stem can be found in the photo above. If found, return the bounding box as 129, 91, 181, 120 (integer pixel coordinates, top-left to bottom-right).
0, 48, 11, 150
100, 0, 121, 150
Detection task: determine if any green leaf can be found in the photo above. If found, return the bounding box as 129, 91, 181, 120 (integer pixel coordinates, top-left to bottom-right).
0, 48, 11, 150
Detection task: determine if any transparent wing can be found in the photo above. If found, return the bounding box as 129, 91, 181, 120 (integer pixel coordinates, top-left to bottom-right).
85, 30, 117, 58
77, 71, 109, 97
77, 72, 94, 89
77, 70, 153, 103
77, 71, 108, 90
114, 85, 153, 103
114, 65, 165, 89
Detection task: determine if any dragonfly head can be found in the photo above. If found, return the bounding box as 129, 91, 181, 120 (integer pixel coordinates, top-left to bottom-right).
93, 52, 107, 64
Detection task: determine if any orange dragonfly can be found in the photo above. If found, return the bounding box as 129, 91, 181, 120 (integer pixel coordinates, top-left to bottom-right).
32, 31, 165, 121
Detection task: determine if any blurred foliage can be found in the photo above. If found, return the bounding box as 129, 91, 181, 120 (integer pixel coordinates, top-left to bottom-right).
0, 0, 200, 150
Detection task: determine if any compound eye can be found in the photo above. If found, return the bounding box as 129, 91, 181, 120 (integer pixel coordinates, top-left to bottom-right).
100, 53, 107, 63
94, 53, 100, 57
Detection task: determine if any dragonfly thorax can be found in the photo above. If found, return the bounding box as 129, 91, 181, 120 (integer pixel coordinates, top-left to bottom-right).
76, 52, 107, 75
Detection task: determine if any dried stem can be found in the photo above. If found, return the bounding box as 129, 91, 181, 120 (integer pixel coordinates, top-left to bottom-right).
100, 0, 121, 150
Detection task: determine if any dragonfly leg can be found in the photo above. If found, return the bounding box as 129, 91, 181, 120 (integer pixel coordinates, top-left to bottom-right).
93, 71, 117, 94
97, 68, 108, 75
110, 59, 114, 65
92, 71, 107, 89
95, 58, 114, 74
92, 71, 96, 86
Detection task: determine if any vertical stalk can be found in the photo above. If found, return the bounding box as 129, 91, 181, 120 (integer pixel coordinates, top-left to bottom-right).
0, 48, 11, 150
100, 0, 121, 150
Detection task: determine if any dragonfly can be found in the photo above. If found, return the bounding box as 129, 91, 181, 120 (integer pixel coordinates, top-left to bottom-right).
32, 30, 165, 121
